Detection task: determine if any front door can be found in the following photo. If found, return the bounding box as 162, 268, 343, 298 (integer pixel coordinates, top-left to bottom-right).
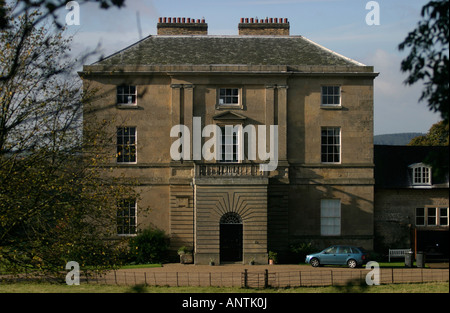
220, 213, 243, 262
220, 224, 243, 262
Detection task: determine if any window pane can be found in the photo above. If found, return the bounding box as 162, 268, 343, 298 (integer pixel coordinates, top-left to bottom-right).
117, 85, 137, 104
321, 199, 341, 236
439, 208, 448, 226
416, 208, 425, 226
117, 127, 136, 163
427, 207, 436, 225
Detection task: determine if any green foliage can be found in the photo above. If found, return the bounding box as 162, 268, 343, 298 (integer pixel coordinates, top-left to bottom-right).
408, 120, 449, 146
268, 251, 278, 263
290, 242, 318, 263
128, 227, 170, 264
177, 246, 192, 255
399, 0, 449, 124
0, 8, 138, 275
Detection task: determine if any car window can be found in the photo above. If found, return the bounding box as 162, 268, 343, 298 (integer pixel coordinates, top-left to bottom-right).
351, 247, 361, 254
324, 246, 337, 254
339, 246, 351, 254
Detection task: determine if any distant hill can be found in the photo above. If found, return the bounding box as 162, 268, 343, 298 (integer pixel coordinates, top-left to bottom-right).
374, 133, 424, 146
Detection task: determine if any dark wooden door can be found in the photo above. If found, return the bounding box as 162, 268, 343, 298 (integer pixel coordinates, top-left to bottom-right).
220, 223, 243, 262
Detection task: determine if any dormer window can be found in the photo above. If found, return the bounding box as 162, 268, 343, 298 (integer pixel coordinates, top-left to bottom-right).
409, 163, 432, 186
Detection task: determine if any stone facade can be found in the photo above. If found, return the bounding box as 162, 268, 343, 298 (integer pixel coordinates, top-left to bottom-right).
81, 18, 378, 264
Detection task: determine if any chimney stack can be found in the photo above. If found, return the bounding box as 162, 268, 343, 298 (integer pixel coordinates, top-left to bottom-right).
238, 17, 290, 36
157, 17, 208, 35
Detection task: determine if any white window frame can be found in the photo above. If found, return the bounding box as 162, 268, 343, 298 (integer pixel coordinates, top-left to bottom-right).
117, 199, 137, 236
321, 199, 341, 236
439, 207, 449, 226
218, 88, 241, 107
117, 85, 137, 106
218, 125, 241, 163
321, 127, 341, 164
321, 86, 341, 107
409, 163, 432, 186
116, 126, 137, 164
416, 207, 449, 227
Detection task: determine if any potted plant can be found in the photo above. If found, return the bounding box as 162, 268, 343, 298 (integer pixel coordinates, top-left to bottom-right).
209, 258, 215, 266
249, 257, 255, 265
268, 251, 278, 265
177, 246, 193, 264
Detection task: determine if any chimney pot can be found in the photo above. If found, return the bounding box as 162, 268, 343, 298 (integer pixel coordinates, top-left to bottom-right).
158, 17, 208, 35
238, 17, 290, 35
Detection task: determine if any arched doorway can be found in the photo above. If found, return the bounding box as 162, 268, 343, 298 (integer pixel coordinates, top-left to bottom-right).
220, 212, 243, 262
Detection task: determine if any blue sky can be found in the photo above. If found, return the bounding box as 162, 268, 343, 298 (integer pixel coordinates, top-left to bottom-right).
62, 0, 442, 135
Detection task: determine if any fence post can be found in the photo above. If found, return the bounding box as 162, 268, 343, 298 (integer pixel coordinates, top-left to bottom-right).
299, 271, 302, 287
264, 269, 269, 288
243, 269, 248, 288
330, 270, 333, 286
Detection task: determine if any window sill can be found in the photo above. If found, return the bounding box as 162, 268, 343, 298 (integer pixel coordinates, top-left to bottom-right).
320, 105, 343, 110
116, 104, 141, 109
116, 162, 138, 166
216, 104, 243, 110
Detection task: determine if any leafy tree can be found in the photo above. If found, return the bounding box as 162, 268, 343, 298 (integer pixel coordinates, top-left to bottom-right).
399, 0, 449, 124
408, 120, 449, 146
0, 7, 137, 276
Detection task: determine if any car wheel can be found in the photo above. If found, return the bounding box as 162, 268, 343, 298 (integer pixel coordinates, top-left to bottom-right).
347, 259, 357, 268
310, 258, 320, 267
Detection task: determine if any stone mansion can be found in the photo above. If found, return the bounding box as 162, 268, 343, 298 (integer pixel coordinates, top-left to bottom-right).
81, 17, 379, 264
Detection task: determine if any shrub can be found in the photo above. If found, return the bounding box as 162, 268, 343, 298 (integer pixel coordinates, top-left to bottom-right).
290, 241, 318, 263
128, 227, 169, 264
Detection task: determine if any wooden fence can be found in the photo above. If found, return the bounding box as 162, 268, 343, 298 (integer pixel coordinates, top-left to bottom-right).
80, 268, 449, 288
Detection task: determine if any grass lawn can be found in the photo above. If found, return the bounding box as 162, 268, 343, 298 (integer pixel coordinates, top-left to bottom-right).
0, 282, 447, 293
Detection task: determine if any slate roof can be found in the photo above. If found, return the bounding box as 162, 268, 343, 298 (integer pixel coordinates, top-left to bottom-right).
374, 145, 449, 188
94, 35, 366, 67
